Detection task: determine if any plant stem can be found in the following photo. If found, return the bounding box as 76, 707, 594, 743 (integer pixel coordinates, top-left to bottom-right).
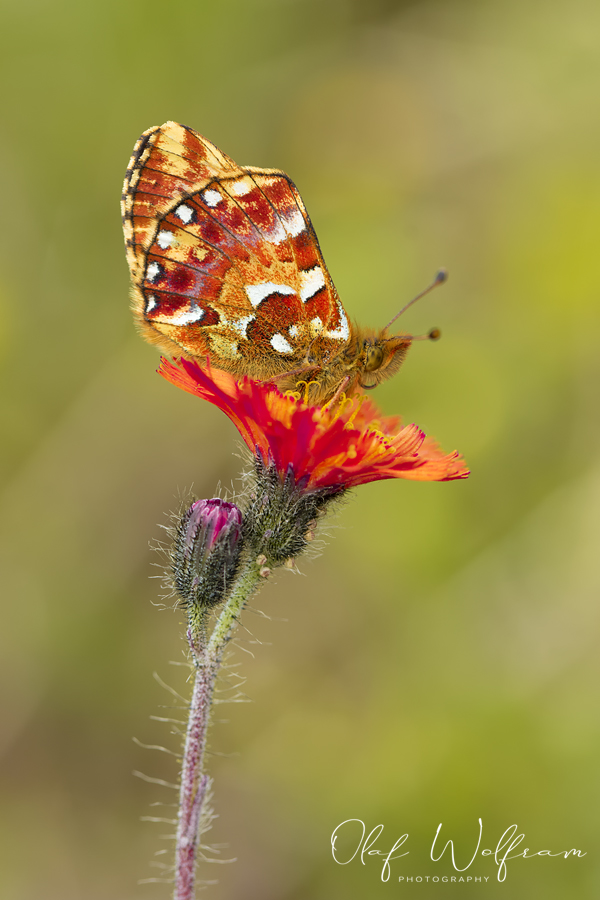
173, 558, 265, 900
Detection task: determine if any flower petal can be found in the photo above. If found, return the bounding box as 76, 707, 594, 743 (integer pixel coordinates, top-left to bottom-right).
158, 358, 469, 491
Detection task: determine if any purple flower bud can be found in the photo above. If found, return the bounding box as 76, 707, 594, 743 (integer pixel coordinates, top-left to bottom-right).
182, 499, 242, 556
173, 498, 243, 609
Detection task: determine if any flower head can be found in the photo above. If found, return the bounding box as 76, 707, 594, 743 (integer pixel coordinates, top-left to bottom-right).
158, 358, 469, 491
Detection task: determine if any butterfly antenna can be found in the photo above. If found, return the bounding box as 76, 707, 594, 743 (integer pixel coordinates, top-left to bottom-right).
383, 269, 448, 332
411, 327, 441, 342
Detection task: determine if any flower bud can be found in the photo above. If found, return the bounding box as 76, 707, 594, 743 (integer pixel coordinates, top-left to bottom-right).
172, 498, 243, 609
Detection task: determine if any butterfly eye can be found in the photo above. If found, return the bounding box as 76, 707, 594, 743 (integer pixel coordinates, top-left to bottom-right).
363, 344, 384, 372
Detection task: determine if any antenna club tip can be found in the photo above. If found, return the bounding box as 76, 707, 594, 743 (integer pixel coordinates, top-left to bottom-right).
435, 268, 448, 284
428, 327, 441, 341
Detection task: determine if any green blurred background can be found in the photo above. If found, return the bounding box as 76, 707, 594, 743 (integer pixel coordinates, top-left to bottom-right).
1, 0, 599, 897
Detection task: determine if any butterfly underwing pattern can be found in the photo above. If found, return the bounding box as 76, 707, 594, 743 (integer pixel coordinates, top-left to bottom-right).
121, 121, 417, 403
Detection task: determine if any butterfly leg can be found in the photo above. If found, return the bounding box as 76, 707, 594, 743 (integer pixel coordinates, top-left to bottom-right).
323, 375, 351, 410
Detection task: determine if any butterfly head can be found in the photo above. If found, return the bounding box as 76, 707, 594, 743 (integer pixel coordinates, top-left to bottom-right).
356, 331, 412, 390
353, 271, 447, 392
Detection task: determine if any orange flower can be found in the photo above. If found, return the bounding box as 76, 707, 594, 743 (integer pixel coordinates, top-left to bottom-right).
159, 358, 469, 491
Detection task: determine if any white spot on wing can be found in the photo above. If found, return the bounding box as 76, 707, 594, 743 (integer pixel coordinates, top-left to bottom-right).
271, 333, 294, 354
146, 295, 158, 313
175, 204, 193, 224
325, 300, 350, 342
264, 221, 287, 245
202, 189, 222, 207
146, 261, 161, 282
300, 266, 326, 302
228, 314, 255, 338
310, 316, 324, 334
245, 282, 296, 308
157, 230, 175, 249
288, 324, 299, 338
283, 208, 305, 237
229, 178, 252, 197
165, 303, 205, 325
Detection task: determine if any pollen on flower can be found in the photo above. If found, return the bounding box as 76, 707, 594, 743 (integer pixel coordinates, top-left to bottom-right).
292, 379, 321, 405
366, 424, 387, 441
322, 394, 349, 425
344, 395, 367, 430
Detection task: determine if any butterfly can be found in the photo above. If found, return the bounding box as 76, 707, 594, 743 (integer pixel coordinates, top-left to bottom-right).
122, 121, 442, 404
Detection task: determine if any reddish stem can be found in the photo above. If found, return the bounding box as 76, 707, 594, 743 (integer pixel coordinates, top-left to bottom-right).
173, 629, 215, 900
172, 560, 263, 898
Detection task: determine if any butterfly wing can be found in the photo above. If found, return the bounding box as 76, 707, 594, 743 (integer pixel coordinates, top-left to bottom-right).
121, 121, 352, 378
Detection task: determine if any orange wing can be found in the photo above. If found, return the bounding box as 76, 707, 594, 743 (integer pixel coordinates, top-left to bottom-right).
121, 122, 352, 378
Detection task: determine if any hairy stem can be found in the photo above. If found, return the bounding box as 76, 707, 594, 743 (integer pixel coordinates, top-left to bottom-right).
173, 558, 265, 900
